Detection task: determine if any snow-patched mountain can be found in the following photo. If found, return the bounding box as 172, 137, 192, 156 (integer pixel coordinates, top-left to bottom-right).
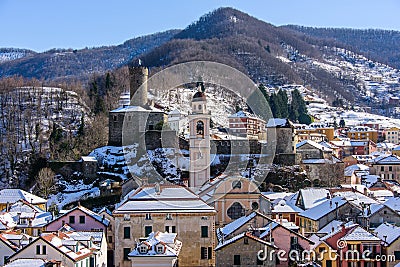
0, 48, 35, 63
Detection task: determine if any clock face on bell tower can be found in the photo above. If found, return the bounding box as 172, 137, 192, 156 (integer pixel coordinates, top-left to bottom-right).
189, 82, 211, 189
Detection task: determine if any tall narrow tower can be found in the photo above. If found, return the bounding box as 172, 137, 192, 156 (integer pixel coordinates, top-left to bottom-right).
189, 82, 211, 189
129, 65, 148, 107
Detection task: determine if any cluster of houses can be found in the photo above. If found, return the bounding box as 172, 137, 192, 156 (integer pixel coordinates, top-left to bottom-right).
3, 176, 400, 267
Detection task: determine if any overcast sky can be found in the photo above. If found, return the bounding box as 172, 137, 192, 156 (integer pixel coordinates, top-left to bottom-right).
1, 0, 399, 52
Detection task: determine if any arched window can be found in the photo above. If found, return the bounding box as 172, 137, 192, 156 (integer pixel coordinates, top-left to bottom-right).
251, 202, 259, 210
196, 120, 204, 136
198, 104, 202, 110
232, 180, 241, 189
227, 202, 244, 220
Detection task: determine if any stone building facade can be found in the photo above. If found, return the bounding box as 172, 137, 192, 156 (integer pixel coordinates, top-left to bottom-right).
113, 185, 216, 267
215, 232, 276, 267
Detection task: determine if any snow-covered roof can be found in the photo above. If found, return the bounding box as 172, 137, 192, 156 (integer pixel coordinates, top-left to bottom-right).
350, 141, 370, 147
168, 109, 182, 115
371, 154, 400, 165
110, 105, 163, 113
302, 156, 342, 164
299, 196, 347, 220
344, 164, 370, 177
261, 192, 295, 201
297, 188, 331, 210
374, 223, 400, 245
272, 199, 303, 213
393, 145, 400, 151
219, 212, 256, 237
215, 232, 276, 251
228, 110, 264, 121
267, 118, 289, 127
319, 141, 339, 149
80, 156, 97, 162
317, 220, 346, 235
341, 226, 381, 242
296, 140, 332, 152
333, 191, 377, 207
361, 175, 379, 188
0, 189, 46, 204
4, 259, 46, 267
359, 204, 384, 218
384, 197, 400, 213
39, 233, 94, 262
115, 185, 215, 214
128, 185, 199, 200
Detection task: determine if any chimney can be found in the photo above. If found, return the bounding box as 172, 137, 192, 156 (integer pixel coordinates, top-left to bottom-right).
155, 183, 161, 195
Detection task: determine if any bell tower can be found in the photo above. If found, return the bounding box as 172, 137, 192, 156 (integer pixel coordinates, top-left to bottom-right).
189, 82, 211, 189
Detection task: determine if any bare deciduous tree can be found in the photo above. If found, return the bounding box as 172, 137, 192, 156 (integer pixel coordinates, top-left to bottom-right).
35, 167, 58, 198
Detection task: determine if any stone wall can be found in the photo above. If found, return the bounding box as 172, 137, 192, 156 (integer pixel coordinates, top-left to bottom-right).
108, 110, 166, 146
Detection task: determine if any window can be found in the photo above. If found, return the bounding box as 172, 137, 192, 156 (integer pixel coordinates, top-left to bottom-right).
108, 236, 112, 243
145, 213, 152, 220
145, 226, 152, 237
36, 245, 46, 255
389, 166, 393, 171
123, 226, 130, 239
201, 226, 208, 238
165, 225, 176, 233
232, 180, 242, 189
69, 216, 75, 224
201, 247, 208, 259
123, 248, 130, 260
123, 214, 130, 221
79, 216, 85, 224
166, 214, 172, 220
156, 245, 164, 254
251, 202, 259, 210
234, 255, 241, 265
227, 202, 244, 220
196, 121, 204, 136
244, 236, 248, 244
381, 166, 385, 172
139, 245, 148, 254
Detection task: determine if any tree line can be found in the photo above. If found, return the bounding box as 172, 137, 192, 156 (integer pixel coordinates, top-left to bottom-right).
258, 84, 312, 124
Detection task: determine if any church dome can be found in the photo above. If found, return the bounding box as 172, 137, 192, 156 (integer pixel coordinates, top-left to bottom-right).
193, 91, 206, 101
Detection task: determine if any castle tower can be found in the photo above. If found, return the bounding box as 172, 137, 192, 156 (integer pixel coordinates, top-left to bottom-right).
129, 65, 148, 107
189, 82, 211, 189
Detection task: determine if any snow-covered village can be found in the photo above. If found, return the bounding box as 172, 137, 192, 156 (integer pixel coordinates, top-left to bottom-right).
2, 3, 400, 267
